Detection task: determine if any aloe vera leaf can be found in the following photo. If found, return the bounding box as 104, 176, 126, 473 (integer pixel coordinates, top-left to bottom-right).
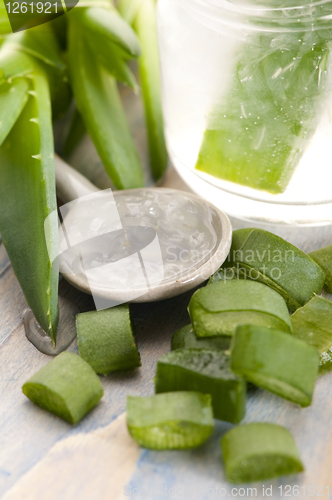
127, 392, 214, 450
0, 2, 11, 35
22, 352, 104, 424
189, 280, 292, 338
132, 0, 168, 180
171, 324, 231, 352
231, 325, 319, 407
226, 229, 326, 310
0, 61, 59, 342
291, 295, 332, 375
118, 0, 143, 25
196, 30, 332, 193
76, 305, 141, 376
62, 107, 86, 157
309, 245, 332, 293
222, 423, 304, 484
68, 17, 144, 189
155, 348, 246, 423
1, 25, 65, 70
0, 47, 34, 80
0, 78, 29, 146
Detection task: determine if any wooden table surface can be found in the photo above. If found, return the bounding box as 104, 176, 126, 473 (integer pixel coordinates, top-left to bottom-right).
2, 88, 332, 500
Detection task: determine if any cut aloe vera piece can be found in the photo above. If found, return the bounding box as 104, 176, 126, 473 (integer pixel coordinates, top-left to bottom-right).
196, 29, 332, 193
309, 245, 332, 293
291, 295, 332, 375
223, 228, 325, 310
171, 325, 231, 352
222, 423, 304, 484
127, 392, 214, 450
22, 352, 104, 424
231, 325, 319, 407
189, 280, 292, 338
155, 349, 246, 423
76, 305, 141, 376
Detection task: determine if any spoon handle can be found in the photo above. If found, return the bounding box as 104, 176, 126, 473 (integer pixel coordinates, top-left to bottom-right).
54, 154, 99, 204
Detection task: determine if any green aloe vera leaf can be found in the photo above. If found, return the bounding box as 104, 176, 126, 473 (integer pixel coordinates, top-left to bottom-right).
0, 61, 59, 342
22, 352, 104, 424
62, 107, 86, 157
231, 325, 319, 407
196, 30, 332, 193
155, 348, 246, 423
0, 47, 34, 80
0, 78, 29, 146
309, 245, 332, 293
222, 423, 304, 484
68, 17, 144, 189
76, 305, 141, 376
208, 266, 241, 284
1, 25, 65, 70
118, 0, 143, 25
127, 392, 214, 450
131, 0, 168, 180
0, 2, 11, 35
226, 228, 326, 310
188, 280, 292, 338
291, 295, 332, 375
171, 324, 231, 352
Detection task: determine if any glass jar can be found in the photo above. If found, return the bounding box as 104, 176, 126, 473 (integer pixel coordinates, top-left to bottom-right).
157, 0, 332, 225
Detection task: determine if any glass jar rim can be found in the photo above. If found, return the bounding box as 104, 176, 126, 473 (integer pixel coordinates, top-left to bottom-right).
181, 0, 332, 31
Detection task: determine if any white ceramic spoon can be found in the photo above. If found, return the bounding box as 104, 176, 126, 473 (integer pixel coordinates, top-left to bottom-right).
54, 155, 232, 305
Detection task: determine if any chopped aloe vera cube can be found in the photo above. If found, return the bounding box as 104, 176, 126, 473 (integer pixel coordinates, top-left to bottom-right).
22, 352, 104, 424
223, 228, 325, 310
155, 349, 246, 423
127, 392, 214, 450
76, 305, 141, 376
189, 280, 292, 338
222, 423, 304, 484
231, 325, 319, 407
171, 325, 231, 352
196, 30, 331, 194
291, 295, 332, 375
309, 245, 332, 293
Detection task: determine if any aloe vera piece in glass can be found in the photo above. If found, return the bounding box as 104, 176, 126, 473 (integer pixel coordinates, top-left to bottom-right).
189, 280, 292, 338
291, 295, 332, 375
222, 423, 304, 484
127, 392, 214, 450
76, 305, 141, 376
222, 228, 326, 310
231, 324, 319, 407
155, 348, 246, 423
22, 352, 104, 424
309, 245, 332, 293
196, 28, 332, 193
171, 324, 231, 352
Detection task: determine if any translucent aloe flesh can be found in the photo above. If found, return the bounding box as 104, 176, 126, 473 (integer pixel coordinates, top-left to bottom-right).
222, 423, 304, 483
188, 280, 292, 337
221, 228, 326, 310
22, 352, 104, 424
155, 348, 246, 423
196, 30, 332, 193
231, 325, 319, 407
291, 295, 332, 375
171, 324, 231, 352
127, 392, 214, 450
76, 305, 141, 376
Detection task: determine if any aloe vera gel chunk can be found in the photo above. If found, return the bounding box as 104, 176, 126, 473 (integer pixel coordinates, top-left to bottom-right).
231, 325, 319, 407
291, 295, 332, 375
22, 352, 104, 424
309, 245, 332, 293
76, 305, 141, 376
223, 229, 325, 310
189, 280, 292, 338
222, 423, 304, 483
127, 392, 214, 450
171, 325, 231, 352
155, 349, 246, 423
